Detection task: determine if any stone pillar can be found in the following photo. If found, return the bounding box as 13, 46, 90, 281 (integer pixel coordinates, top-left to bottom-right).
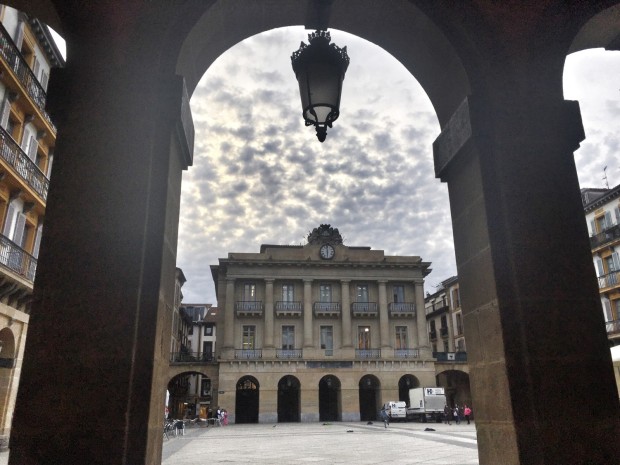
415, 281, 429, 351
340, 280, 351, 347
264, 278, 275, 348
378, 280, 390, 349
303, 279, 313, 348
433, 96, 619, 465
9, 38, 194, 465
224, 278, 235, 349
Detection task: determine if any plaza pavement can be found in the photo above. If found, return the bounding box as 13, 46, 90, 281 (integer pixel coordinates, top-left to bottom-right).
162, 421, 479, 465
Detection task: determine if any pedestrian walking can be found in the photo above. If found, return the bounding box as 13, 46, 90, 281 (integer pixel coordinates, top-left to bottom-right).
380, 408, 390, 428
453, 405, 460, 424
443, 404, 451, 425
464, 404, 472, 425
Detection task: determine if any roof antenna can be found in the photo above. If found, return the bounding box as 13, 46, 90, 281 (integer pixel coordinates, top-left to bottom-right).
603, 166, 609, 189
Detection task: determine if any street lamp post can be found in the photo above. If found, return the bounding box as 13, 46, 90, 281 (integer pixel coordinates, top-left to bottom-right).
291, 30, 350, 142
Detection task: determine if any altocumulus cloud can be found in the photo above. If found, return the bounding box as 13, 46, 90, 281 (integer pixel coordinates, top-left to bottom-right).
177, 28, 619, 304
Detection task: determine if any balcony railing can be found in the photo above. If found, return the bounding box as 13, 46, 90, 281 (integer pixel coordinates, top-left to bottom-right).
234, 349, 262, 360
388, 302, 415, 317
0, 126, 49, 201
275, 301, 302, 317
351, 302, 378, 317
426, 303, 449, 316
313, 302, 340, 317
276, 349, 303, 359
606, 319, 620, 335
0, 23, 55, 132
394, 348, 419, 358
590, 223, 620, 249
169, 351, 215, 364
0, 234, 36, 282
433, 351, 467, 362
235, 301, 264, 316
355, 348, 381, 359
598, 271, 620, 289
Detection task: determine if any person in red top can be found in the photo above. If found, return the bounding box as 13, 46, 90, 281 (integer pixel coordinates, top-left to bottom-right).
463, 404, 472, 425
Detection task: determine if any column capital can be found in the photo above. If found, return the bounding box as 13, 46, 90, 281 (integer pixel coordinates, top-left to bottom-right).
264, 278, 275, 283
377, 279, 388, 285
303, 278, 313, 283
226, 277, 236, 284
340, 279, 350, 284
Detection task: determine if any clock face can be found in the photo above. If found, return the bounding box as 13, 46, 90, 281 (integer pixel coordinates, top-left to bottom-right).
320, 244, 335, 259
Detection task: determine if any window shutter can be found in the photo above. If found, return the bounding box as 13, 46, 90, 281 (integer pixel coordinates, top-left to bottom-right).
2, 203, 16, 237
615, 207, 620, 224
33, 58, 40, 80
14, 21, 24, 49
12, 213, 26, 245
604, 211, 612, 229
27, 135, 38, 161
612, 253, 620, 272
32, 224, 43, 258
21, 127, 31, 152
602, 299, 612, 322
594, 257, 604, 277
41, 71, 49, 91
590, 220, 596, 236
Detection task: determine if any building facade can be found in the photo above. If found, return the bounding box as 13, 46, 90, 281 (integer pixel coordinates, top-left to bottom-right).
0, 5, 61, 450
583, 185, 620, 347
210, 225, 433, 423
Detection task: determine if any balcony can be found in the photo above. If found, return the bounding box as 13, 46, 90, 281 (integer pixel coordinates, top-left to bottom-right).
169, 351, 215, 364
389, 302, 415, 318
0, 126, 49, 202
275, 301, 302, 317
355, 348, 381, 359
606, 319, 620, 335
0, 24, 55, 132
433, 351, 467, 362
235, 301, 263, 317
394, 348, 419, 358
234, 349, 262, 360
351, 302, 378, 317
426, 303, 449, 317
313, 301, 340, 317
0, 234, 36, 282
590, 223, 620, 249
598, 271, 620, 289
276, 349, 303, 359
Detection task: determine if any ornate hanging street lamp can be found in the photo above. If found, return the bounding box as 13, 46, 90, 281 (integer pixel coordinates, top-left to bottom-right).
291, 30, 350, 142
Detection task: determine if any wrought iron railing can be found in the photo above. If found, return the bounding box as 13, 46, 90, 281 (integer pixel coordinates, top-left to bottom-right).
276, 349, 303, 359
590, 223, 620, 249
169, 351, 215, 363
234, 349, 262, 360
0, 23, 55, 132
598, 271, 620, 289
388, 302, 415, 315
235, 301, 264, 313
313, 302, 340, 313
606, 319, 620, 335
355, 348, 381, 359
0, 126, 49, 201
275, 301, 302, 312
0, 234, 36, 282
351, 302, 378, 313
394, 348, 419, 358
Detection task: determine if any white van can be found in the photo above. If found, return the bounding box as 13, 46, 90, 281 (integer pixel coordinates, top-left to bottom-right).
382, 401, 407, 420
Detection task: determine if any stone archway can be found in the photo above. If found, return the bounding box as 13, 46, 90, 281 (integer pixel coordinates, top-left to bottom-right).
4, 2, 620, 465
436, 370, 471, 409
235, 376, 260, 424
358, 374, 380, 421
398, 374, 420, 406
318, 375, 341, 422
277, 375, 301, 423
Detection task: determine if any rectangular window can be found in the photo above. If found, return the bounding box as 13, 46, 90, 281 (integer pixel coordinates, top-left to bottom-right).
282, 325, 295, 350
393, 285, 404, 303
243, 282, 256, 301
201, 378, 211, 397
204, 323, 214, 336
356, 284, 369, 302
282, 283, 294, 302
242, 325, 255, 350
358, 326, 371, 349
395, 326, 408, 349
320, 326, 333, 352
320, 284, 332, 302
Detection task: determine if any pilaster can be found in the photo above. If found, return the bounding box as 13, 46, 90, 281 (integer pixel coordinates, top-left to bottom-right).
303, 279, 313, 348
378, 280, 390, 349
340, 280, 351, 348
264, 278, 274, 348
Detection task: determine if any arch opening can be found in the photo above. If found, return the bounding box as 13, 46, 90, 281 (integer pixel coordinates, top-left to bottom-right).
235, 376, 259, 424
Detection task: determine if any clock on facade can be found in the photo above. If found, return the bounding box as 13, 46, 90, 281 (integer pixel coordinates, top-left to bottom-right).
319, 244, 335, 259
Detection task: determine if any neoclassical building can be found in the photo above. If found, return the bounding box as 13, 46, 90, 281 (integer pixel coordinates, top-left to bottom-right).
211, 225, 433, 423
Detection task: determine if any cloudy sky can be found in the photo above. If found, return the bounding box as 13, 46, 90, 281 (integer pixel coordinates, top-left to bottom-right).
177, 26, 620, 305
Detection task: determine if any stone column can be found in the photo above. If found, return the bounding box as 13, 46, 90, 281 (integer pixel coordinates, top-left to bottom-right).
340, 280, 351, 347
415, 281, 429, 350
264, 278, 275, 348
378, 280, 390, 349
303, 279, 313, 348
224, 278, 235, 349
433, 95, 619, 465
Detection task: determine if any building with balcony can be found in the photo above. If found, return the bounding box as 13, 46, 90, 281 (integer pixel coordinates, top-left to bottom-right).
583, 184, 620, 347
0, 5, 61, 450
210, 224, 433, 423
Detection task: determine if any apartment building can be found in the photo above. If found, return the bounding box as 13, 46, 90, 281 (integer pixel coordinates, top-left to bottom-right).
0, 5, 62, 449
210, 224, 433, 423
583, 184, 620, 347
